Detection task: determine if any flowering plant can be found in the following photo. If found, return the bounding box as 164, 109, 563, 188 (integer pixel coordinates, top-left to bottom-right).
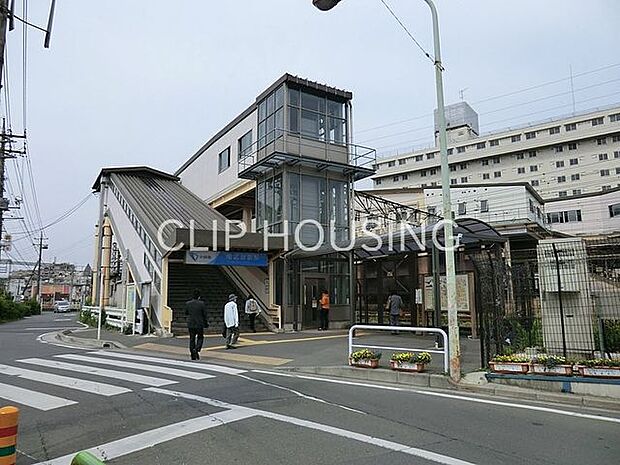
580, 358, 620, 368
491, 354, 529, 363
350, 349, 382, 362
533, 354, 566, 369
390, 352, 432, 364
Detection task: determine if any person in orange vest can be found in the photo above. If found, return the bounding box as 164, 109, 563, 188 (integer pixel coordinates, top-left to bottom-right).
319, 290, 330, 331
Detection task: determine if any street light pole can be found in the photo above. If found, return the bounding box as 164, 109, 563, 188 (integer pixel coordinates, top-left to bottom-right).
313, 0, 461, 381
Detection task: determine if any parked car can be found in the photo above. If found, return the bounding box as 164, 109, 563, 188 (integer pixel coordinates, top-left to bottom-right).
53, 300, 71, 313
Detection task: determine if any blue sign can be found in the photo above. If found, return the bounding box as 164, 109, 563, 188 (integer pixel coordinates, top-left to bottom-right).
185, 251, 268, 267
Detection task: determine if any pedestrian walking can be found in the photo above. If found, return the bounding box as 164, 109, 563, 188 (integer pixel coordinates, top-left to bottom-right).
318, 289, 330, 331
386, 290, 404, 335
185, 289, 209, 360
224, 294, 239, 349
245, 294, 260, 332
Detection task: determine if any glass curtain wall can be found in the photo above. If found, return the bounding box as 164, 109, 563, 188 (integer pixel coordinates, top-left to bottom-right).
288, 88, 346, 144
258, 86, 285, 149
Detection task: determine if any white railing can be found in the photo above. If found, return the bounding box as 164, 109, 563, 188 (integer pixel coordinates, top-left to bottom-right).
348, 325, 449, 373
82, 306, 128, 330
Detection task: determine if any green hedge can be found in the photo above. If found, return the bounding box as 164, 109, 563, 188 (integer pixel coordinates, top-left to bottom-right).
0, 293, 40, 323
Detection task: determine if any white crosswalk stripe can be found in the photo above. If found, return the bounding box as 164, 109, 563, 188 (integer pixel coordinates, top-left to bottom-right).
0, 382, 77, 411
0, 364, 131, 397
18, 358, 177, 387
55, 354, 216, 380
88, 350, 247, 375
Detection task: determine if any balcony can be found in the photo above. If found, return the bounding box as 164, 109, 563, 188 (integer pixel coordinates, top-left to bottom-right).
238, 129, 376, 181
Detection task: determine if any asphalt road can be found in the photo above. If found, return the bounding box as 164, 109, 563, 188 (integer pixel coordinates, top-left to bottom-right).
1, 313, 619, 465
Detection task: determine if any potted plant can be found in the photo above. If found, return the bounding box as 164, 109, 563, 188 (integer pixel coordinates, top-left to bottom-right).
530, 355, 573, 376
489, 354, 530, 374
389, 352, 432, 373
349, 349, 381, 368
576, 358, 620, 378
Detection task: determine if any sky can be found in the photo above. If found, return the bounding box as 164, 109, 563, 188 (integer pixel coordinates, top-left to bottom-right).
2, 0, 619, 268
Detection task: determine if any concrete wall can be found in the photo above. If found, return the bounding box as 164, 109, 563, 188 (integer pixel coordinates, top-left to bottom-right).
546, 189, 620, 236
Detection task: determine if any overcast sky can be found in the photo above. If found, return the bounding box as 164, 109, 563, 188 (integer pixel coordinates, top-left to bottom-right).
3, 0, 619, 267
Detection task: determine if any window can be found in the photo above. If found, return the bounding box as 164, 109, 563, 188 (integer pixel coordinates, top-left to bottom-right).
494, 171, 502, 178
218, 147, 231, 173
388, 161, 395, 167
238, 131, 253, 158
427, 206, 436, 215
610, 113, 620, 122
260, 85, 285, 147
421, 170, 427, 177
556, 161, 564, 168
447, 148, 453, 155
616, 167, 620, 175
555, 146, 564, 153
614, 135, 620, 142
571, 173, 580, 181
598, 137, 607, 145
483, 173, 490, 180
516, 153, 524, 160
573, 189, 582, 196
549, 126, 560, 135
599, 153, 608, 161
399, 159, 406, 165
460, 163, 467, 169
477, 142, 486, 149
375, 179, 382, 186
601, 169, 610, 176
530, 165, 538, 172
480, 200, 489, 213
529, 199, 535, 213
493, 157, 501, 164
615, 151, 620, 159
402, 173, 409, 180
568, 143, 577, 150
450, 178, 457, 185
288, 87, 346, 144
458, 202, 467, 215
430, 168, 437, 175
490, 139, 499, 147
610, 203, 620, 218
461, 176, 468, 183
592, 117, 604, 126
415, 155, 423, 162
558, 191, 567, 198
449, 165, 457, 172
517, 167, 525, 174
393, 176, 400, 182
529, 150, 537, 158
557, 176, 566, 183
511, 134, 521, 143
531, 180, 540, 187
482, 159, 489, 166
431, 181, 437, 186
570, 158, 578, 165
565, 123, 577, 131
457, 146, 466, 154
525, 131, 536, 140
547, 210, 582, 223
427, 153, 435, 160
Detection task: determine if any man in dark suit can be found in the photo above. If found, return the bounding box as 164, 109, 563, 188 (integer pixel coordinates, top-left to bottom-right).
185, 289, 209, 360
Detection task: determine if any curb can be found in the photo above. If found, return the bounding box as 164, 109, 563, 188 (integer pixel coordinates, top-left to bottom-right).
276, 365, 620, 411
44, 329, 126, 350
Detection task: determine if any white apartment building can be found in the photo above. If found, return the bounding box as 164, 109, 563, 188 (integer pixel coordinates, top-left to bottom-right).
373, 103, 620, 200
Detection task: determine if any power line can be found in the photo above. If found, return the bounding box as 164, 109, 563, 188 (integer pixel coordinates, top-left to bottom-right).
378, 0, 435, 65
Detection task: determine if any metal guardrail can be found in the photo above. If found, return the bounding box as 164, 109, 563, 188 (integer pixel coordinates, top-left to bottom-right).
348, 324, 449, 373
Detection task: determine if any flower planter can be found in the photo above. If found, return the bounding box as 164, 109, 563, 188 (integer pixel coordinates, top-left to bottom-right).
489, 361, 530, 374
530, 364, 573, 376
577, 366, 620, 379
349, 357, 379, 369
389, 360, 427, 373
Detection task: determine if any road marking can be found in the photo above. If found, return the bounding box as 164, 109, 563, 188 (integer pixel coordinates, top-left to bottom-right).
88, 350, 246, 375
0, 364, 131, 397
18, 358, 176, 387
34, 408, 255, 465
236, 333, 348, 346
148, 388, 476, 465
54, 354, 215, 380
53, 319, 73, 322
133, 342, 292, 365
0, 382, 77, 411
251, 370, 620, 425
23, 327, 82, 331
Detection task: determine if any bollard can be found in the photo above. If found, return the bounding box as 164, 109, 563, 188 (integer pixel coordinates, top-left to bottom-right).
0, 406, 19, 465
70, 451, 106, 465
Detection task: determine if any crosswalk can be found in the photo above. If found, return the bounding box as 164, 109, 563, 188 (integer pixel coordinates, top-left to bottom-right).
0, 350, 242, 412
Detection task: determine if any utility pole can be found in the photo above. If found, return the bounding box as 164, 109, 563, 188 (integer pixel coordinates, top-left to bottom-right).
35, 232, 48, 311
0, 1, 9, 258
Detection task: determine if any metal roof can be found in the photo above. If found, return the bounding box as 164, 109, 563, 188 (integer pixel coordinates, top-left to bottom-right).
285, 217, 505, 260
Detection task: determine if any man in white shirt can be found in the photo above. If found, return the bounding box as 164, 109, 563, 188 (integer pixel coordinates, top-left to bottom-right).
224, 294, 239, 349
